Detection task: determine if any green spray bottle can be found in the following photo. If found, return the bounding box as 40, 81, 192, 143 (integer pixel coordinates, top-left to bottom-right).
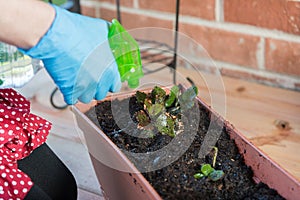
108, 19, 143, 88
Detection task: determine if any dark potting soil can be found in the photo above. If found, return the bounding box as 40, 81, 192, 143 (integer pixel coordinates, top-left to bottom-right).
86, 95, 284, 200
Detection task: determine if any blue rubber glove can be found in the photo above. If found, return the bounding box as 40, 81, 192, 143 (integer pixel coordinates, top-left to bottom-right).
19, 5, 121, 105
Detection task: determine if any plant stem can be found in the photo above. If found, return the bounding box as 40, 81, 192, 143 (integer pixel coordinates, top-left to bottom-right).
212, 147, 218, 168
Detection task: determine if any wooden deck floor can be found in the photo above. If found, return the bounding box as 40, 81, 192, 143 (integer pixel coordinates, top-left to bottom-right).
17, 67, 300, 199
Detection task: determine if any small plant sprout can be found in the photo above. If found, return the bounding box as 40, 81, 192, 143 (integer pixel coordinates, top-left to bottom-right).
194, 163, 225, 182
193, 173, 205, 179
209, 170, 225, 182
135, 85, 198, 138
194, 147, 225, 181
212, 146, 218, 168
201, 164, 214, 176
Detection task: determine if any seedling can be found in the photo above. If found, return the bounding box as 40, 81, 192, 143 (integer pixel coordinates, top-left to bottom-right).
194, 147, 225, 181
212, 146, 218, 168
194, 163, 225, 182
135, 85, 197, 137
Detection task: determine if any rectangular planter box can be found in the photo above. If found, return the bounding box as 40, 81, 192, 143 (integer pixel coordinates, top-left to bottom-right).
72, 88, 300, 200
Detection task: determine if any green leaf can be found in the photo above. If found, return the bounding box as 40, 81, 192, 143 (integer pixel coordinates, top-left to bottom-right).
144, 98, 152, 110
0, 79, 3, 86
155, 114, 167, 130
201, 164, 214, 176
148, 104, 164, 117
165, 85, 180, 108
156, 114, 175, 137
166, 116, 175, 137
179, 86, 198, 111
208, 170, 225, 181
194, 173, 205, 179
136, 91, 147, 104
151, 86, 166, 104
136, 110, 150, 127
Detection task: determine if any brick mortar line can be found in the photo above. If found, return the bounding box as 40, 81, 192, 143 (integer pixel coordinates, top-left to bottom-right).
256, 38, 265, 70
218, 61, 299, 83
95, 3, 101, 18
133, 0, 139, 9
179, 16, 300, 43
80, 0, 96, 7
80, 1, 100, 17
215, 0, 224, 22
192, 58, 300, 88
88, 2, 300, 43
179, 52, 297, 79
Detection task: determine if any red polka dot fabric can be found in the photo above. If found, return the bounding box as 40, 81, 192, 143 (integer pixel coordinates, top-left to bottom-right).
0, 89, 52, 199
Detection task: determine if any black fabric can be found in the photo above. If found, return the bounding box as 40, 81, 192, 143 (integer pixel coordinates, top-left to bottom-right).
18, 143, 77, 200
24, 184, 52, 200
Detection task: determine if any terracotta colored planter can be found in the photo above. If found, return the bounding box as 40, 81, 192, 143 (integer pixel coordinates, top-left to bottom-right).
72, 88, 300, 200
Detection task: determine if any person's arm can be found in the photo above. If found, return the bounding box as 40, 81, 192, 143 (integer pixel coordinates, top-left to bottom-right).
0, 0, 55, 49
0, 0, 121, 105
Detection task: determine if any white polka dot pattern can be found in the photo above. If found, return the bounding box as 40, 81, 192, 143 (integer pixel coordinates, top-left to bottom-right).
0, 89, 52, 199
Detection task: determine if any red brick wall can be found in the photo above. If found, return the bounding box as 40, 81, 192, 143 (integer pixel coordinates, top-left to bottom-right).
80, 0, 300, 91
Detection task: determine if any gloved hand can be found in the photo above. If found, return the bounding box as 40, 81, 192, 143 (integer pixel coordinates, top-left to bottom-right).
18, 5, 121, 105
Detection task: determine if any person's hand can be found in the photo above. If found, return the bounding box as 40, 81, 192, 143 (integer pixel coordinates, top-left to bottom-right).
19, 5, 121, 105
